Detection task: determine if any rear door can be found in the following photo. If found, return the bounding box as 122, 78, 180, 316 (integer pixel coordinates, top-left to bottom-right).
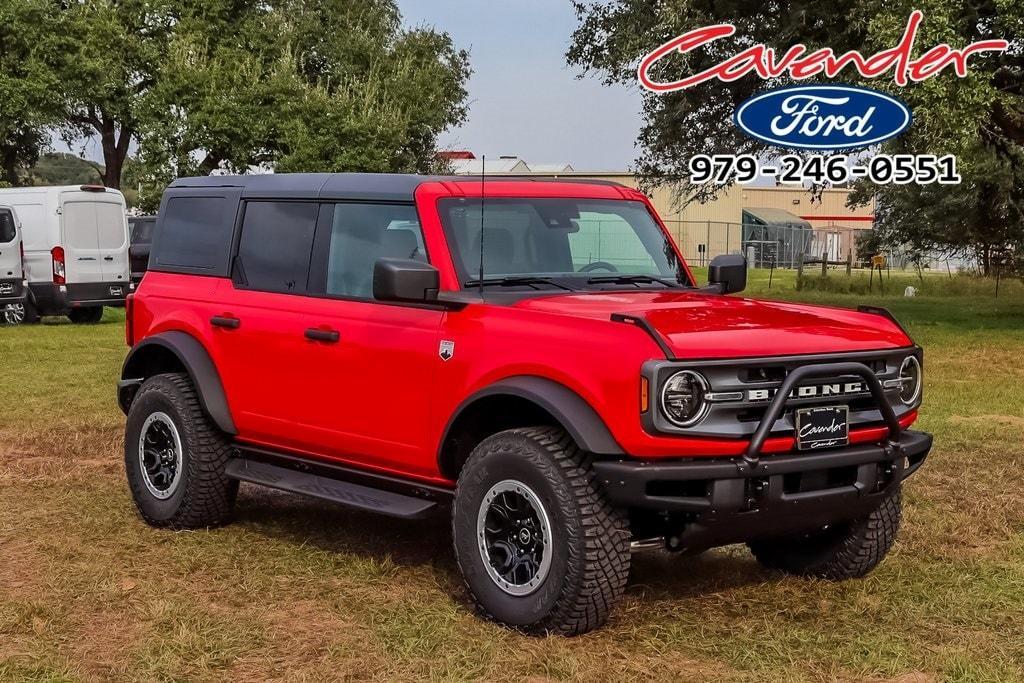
0, 208, 21, 279
205, 200, 325, 450
60, 193, 129, 283
95, 200, 129, 281
60, 196, 105, 283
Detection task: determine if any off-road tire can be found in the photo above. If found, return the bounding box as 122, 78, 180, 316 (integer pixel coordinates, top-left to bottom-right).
452, 426, 630, 636
125, 372, 237, 529
748, 487, 902, 579
68, 306, 103, 324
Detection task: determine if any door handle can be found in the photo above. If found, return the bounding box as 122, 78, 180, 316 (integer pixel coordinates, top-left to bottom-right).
104, 256, 114, 261
304, 328, 340, 343
210, 315, 240, 329
78, 257, 96, 261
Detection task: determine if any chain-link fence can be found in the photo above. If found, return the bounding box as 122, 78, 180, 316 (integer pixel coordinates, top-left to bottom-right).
661, 220, 872, 269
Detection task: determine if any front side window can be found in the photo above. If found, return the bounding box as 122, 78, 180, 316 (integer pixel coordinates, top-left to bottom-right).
236, 201, 318, 294
322, 203, 426, 299
438, 198, 687, 289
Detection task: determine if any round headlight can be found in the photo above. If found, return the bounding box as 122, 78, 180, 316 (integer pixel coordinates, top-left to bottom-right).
898, 356, 922, 405
660, 370, 710, 427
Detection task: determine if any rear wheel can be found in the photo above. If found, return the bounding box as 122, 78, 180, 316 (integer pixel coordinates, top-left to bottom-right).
124, 372, 237, 529
22, 299, 40, 324
452, 427, 630, 636
2, 303, 25, 325
68, 306, 103, 324
748, 487, 902, 579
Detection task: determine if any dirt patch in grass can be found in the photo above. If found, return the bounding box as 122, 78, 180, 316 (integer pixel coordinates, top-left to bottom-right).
950, 414, 1024, 428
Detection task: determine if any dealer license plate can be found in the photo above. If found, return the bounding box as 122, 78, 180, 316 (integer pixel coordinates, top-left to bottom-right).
795, 405, 849, 451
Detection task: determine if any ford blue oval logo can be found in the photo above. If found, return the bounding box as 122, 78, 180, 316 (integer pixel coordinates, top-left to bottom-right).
734, 85, 912, 150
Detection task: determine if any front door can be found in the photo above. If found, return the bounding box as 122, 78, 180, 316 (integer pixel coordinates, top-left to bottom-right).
297, 201, 443, 477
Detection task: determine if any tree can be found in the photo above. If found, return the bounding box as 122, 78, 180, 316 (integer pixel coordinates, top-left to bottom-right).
850, 142, 1024, 275
1, 0, 469, 191
568, 0, 1024, 263
133, 0, 469, 189
0, 0, 61, 186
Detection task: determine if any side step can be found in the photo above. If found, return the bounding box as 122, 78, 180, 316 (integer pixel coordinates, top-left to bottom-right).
225, 458, 438, 519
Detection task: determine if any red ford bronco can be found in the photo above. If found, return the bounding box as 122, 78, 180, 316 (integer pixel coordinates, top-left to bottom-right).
119, 174, 930, 635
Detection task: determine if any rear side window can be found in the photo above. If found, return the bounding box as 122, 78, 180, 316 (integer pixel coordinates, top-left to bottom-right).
96, 202, 126, 249
0, 210, 15, 243
235, 201, 318, 294
63, 202, 100, 250
155, 196, 235, 273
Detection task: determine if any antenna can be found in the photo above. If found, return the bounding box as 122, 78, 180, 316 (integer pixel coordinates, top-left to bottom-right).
478, 155, 486, 294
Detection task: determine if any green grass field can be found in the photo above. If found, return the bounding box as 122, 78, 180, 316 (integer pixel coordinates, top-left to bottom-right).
1, 272, 1023, 682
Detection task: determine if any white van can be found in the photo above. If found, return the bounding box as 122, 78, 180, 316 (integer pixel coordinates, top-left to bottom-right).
0, 185, 131, 323
0, 204, 28, 324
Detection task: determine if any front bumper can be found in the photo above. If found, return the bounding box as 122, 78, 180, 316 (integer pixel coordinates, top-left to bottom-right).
594, 430, 931, 548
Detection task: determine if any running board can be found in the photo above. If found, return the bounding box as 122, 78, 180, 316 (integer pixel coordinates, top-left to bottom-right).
225, 458, 438, 519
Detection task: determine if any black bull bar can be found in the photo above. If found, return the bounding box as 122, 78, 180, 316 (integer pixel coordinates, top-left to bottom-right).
593, 361, 931, 546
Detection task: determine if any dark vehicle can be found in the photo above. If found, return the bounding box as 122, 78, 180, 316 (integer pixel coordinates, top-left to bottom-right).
128, 215, 157, 285
119, 174, 931, 636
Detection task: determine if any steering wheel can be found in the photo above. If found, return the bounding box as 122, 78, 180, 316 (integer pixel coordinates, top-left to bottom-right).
578, 261, 619, 273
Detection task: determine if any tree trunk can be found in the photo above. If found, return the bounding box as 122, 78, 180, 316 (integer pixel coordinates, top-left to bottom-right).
199, 151, 224, 175
1, 153, 19, 187
98, 117, 132, 189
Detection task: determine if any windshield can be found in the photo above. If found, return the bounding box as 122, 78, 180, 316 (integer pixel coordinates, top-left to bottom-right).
438, 198, 690, 290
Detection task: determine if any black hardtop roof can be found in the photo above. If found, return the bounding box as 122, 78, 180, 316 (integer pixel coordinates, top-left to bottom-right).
169, 173, 624, 202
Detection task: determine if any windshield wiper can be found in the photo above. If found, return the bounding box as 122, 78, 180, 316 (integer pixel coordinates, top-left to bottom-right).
464, 276, 575, 291
586, 274, 682, 288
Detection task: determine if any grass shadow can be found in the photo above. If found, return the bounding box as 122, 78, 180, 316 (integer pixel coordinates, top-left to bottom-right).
232, 484, 775, 603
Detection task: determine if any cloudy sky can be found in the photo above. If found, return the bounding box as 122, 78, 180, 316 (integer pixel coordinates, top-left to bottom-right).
397, 0, 642, 170
57, 2, 644, 172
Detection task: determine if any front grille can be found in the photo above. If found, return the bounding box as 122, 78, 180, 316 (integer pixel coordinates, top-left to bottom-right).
643, 349, 918, 439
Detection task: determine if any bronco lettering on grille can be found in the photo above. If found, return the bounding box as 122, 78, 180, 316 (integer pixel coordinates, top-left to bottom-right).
747, 381, 865, 402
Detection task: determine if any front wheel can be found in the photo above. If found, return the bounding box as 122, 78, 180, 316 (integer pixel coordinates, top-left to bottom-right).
748, 487, 902, 580
452, 427, 630, 636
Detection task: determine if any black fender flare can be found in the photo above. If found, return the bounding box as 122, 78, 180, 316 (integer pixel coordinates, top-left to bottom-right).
440, 376, 624, 458
119, 331, 237, 435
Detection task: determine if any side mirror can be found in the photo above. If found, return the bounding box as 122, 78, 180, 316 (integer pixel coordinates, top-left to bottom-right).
373, 258, 440, 303
707, 254, 747, 294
